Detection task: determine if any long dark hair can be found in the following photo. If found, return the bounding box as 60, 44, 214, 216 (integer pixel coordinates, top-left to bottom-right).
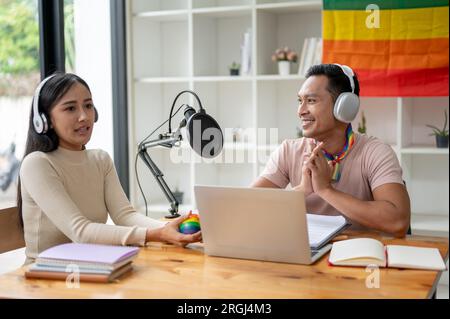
17, 73, 91, 226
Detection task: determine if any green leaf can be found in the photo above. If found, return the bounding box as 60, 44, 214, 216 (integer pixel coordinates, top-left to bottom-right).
0, 0, 39, 74
426, 124, 441, 132
444, 110, 448, 132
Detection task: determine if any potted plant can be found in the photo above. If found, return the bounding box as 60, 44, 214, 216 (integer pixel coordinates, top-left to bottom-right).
357, 111, 367, 134
296, 126, 303, 138
229, 62, 240, 76
271, 47, 298, 76
426, 110, 449, 148
232, 126, 243, 143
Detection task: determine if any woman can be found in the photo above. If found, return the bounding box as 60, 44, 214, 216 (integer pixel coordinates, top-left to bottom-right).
18, 73, 201, 264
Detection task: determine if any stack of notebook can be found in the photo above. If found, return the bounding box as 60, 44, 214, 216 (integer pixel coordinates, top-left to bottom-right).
25, 243, 140, 283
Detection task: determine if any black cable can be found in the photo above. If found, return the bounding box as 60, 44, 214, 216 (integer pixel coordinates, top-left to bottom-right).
168, 90, 204, 134
134, 152, 147, 216
135, 104, 185, 216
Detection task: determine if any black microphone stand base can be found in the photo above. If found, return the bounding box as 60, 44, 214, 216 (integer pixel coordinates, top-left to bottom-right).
166, 201, 181, 219
165, 210, 181, 219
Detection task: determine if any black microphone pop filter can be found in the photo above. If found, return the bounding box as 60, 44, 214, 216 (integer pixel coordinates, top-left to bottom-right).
184, 107, 223, 158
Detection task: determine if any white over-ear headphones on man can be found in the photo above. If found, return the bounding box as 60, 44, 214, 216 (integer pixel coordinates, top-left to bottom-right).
333, 64, 360, 123
32, 74, 98, 134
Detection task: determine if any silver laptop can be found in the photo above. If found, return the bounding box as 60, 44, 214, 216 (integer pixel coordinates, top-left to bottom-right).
194, 185, 332, 264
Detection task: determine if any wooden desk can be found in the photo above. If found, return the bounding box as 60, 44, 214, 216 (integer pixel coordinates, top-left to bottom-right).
0, 230, 447, 299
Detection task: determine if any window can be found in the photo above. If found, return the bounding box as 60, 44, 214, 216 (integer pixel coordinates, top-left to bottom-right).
65, 0, 114, 158
0, 0, 115, 209
0, 0, 39, 208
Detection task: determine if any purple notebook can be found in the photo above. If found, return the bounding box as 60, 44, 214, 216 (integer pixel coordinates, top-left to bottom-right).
38, 243, 139, 265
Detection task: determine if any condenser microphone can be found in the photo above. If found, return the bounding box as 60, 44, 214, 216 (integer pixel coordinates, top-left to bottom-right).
183, 105, 223, 158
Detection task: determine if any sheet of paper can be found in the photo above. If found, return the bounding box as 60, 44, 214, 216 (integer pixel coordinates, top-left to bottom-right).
307, 214, 347, 249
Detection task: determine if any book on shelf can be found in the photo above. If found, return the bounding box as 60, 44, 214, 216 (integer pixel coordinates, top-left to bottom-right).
298, 37, 322, 76
25, 243, 140, 283
240, 28, 252, 76
297, 38, 309, 76
329, 238, 447, 271
313, 38, 323, 66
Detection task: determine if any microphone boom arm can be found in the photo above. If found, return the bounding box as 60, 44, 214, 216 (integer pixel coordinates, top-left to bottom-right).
138, 134, 183, 218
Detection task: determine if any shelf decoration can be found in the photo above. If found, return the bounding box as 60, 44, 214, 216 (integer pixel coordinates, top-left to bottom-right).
229, 62, 240, 76
357, 111, 367, 134
426, 109, 449, 148
322, 0, 449, 96
272, 47, 298, 76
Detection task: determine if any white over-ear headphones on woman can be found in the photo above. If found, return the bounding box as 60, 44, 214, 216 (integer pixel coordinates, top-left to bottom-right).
333, 64, 360, 123
32, 74, 56, 134
32, 74, 98, 134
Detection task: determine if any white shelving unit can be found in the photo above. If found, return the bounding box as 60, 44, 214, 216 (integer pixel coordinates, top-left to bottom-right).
126, 0, 449, 240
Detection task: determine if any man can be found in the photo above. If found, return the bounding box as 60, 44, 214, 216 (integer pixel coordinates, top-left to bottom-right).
252, 64, 410, 237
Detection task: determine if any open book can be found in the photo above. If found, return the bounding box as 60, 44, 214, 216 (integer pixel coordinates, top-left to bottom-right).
329, 238, 446, 271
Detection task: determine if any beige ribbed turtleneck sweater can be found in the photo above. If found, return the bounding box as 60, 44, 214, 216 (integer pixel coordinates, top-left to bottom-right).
20, 147, 166, 264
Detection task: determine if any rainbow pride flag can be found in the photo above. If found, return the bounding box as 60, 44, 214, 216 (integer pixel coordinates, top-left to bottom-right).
322, 0, 449, 96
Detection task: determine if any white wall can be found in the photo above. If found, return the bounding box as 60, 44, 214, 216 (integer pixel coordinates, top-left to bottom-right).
74, 0, 114, 158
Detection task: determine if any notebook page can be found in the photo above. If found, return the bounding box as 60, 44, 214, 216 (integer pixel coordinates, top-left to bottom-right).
307, 214, 348, 249
329, 238, 386, 265
386, 245, 446, 271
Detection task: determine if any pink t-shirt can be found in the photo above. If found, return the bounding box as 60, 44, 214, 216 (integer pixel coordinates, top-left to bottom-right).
260, 133, 404, 225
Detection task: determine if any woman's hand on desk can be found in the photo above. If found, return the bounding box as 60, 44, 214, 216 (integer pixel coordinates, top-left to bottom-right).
146, 215, 202, 247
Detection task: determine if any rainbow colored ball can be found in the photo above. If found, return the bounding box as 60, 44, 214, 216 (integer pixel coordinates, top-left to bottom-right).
179, 214, 201, 234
